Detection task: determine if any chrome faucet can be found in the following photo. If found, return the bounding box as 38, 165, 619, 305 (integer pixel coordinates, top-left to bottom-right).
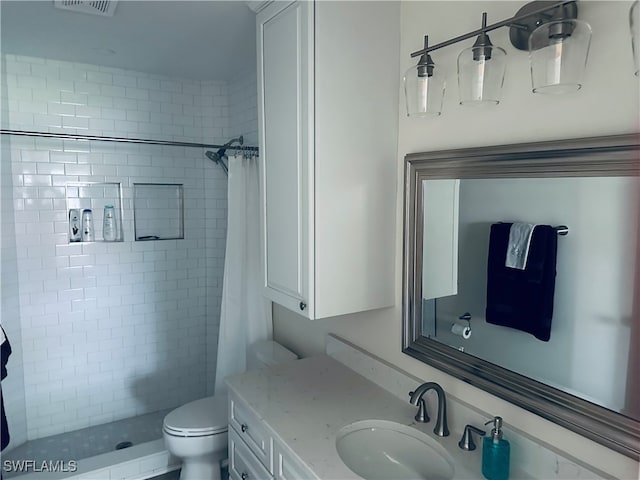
408, 382, 450, 437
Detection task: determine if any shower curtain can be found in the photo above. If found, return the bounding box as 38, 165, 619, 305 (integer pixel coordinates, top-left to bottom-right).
214, 154, 272, 394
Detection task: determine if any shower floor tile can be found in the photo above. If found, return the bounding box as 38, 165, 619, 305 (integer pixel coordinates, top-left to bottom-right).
2, 408, 173, 478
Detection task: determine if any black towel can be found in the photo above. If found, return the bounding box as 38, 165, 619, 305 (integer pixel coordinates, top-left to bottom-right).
1, 326, 11, 451
485, 223, 558, 341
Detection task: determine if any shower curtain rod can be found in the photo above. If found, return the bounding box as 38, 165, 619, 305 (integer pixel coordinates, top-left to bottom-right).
0, 129, 259, 152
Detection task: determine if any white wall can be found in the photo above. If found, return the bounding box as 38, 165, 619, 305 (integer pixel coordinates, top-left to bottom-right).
2, 54, 234, 440
273, 1, 640, 478
228, 70, 258, 147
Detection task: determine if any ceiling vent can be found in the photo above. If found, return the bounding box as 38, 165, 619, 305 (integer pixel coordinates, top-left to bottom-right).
53, 0, 118, 17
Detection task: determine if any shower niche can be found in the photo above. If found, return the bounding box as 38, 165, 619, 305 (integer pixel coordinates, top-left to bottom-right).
133, 183, 184, 241
65, 182, 124, 243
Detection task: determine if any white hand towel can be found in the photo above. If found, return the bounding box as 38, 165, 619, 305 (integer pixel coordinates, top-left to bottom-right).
505, 223, 536, 270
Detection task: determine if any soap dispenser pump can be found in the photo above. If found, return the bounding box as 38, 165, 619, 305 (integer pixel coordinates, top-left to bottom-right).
482, 416, 510, 480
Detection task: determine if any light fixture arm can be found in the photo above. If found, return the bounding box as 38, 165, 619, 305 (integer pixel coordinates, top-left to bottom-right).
410, 0, 577, 58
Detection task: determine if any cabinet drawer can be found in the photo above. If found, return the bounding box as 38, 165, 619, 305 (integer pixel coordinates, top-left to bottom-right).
273, 438, 316, 480
229, 395, 272, 471
229, 427, 273, 480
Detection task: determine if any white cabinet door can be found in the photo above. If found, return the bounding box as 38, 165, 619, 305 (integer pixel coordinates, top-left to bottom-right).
258, 1, 314, 318
422, 179, 460, 300
257, 1, 398, 320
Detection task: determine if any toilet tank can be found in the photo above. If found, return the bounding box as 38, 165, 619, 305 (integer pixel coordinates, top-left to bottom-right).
247, 340, 298, 370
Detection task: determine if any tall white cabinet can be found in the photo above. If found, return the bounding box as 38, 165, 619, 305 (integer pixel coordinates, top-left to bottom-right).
257, 1, 399, 320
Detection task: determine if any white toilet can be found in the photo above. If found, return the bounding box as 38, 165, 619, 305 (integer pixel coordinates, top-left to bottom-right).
163, 340, 298, 480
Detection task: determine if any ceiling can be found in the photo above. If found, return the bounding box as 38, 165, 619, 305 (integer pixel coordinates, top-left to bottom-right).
0, 1, 257, 81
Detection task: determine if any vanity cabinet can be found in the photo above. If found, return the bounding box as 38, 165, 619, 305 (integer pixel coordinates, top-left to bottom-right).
256, 1, 399, 319
229, 428, 271, 480
228, 392, 315, 480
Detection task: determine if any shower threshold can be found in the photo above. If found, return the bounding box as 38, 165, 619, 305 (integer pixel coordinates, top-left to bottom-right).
9, 438, 179, 480
2, 409, 178, 479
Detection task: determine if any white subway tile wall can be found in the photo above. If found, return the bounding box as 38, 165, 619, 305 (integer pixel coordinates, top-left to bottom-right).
133, 184, 184, 241
3, 54, 255, 440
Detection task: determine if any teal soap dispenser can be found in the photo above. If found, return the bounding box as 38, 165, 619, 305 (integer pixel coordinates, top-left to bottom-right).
482, 416, 510, 480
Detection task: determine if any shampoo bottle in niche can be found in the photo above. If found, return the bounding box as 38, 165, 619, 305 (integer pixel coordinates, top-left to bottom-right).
69, 209, 81, 242
102, 205, 117, 241
482, 416, 510, 480
81, 209, 95, 242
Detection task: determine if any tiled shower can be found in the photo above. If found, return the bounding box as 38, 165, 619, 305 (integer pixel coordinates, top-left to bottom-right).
0, 52, 257, 458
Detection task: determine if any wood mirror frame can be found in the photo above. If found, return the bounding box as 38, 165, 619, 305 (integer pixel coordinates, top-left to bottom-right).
402, 134, 640, 459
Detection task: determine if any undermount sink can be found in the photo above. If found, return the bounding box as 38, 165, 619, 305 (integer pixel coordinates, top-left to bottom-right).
336, 420, 455, 480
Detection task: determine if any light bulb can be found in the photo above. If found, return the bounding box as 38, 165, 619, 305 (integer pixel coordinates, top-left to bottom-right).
549, 39, 563, 86
417, 76, 429, 114
472, 56, 487, 101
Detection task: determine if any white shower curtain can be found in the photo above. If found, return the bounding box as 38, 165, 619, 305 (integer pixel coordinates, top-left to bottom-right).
214, 154, 272, 394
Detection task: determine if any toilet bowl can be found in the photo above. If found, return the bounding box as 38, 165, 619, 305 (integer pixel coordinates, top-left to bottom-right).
163, 340, 298, 480
163, 395, 228, 480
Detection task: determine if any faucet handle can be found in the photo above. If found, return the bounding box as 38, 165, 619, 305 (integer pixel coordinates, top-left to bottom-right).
408, 391, 430, 423
458, 424, 486, 451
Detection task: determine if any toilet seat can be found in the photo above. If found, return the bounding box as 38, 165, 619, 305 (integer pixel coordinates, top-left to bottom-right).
163, 395, 228, 437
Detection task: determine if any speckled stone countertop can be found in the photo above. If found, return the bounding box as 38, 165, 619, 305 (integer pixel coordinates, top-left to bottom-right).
226, 354, 522, 480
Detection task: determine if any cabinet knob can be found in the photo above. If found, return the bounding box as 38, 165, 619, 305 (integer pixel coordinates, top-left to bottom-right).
241, 423, 248, 433
299, 301, 306, 311
241, 473, 248, 480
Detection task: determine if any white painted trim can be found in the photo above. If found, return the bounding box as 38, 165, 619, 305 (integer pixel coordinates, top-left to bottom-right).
246, 1, 272, 14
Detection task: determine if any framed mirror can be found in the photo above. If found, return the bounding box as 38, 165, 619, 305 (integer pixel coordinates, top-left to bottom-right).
402, 134, 640, 459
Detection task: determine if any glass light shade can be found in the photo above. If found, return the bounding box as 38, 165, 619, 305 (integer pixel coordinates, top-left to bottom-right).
631, 0, 640, 77
457, 45, 506, 105
528, 19, 592, 94
403, 64, 445, 117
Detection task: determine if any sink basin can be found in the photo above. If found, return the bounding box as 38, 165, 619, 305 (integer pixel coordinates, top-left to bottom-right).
336, 420, 455, 480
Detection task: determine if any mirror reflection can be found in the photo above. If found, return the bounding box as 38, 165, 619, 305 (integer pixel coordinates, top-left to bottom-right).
421, 175, 639, 419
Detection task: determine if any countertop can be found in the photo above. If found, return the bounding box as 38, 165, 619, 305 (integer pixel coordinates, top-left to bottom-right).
226, 354, 519, 480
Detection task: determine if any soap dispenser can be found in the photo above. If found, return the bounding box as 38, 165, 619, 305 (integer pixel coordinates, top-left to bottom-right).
482, 416, 510, 480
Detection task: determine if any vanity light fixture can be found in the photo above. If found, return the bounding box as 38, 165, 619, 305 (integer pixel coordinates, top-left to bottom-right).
457, 12, 507, 105
405, 0, 606, 116
403, 36, 445, 116
510, 2, 591, 93
631, 0, 640, 77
